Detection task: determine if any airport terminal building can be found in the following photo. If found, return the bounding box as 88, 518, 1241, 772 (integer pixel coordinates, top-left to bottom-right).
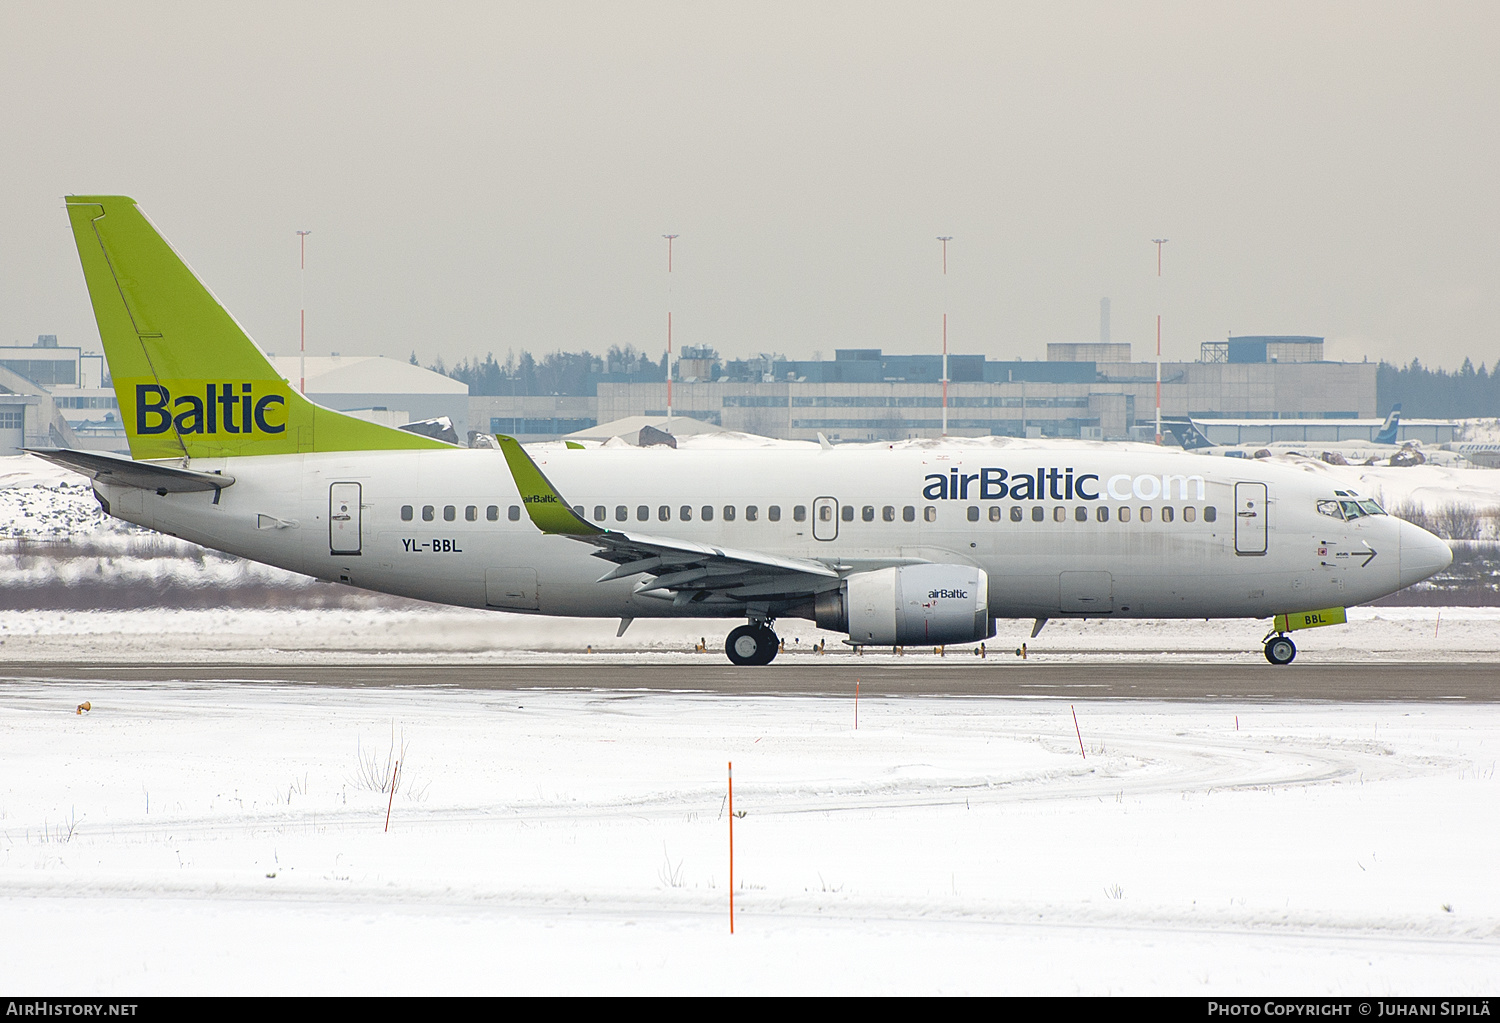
583, 337, 1380, 444
0, 333, 1405, 453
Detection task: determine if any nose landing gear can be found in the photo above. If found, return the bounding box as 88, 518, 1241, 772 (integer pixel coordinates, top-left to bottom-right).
1263, 634, 1297, 665
726, 623, 780, 666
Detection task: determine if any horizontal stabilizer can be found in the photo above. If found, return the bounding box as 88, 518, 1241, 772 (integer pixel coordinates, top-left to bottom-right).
25, 448, 234, 493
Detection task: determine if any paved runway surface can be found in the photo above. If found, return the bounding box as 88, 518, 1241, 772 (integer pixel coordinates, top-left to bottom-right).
2, 661, 1496, 701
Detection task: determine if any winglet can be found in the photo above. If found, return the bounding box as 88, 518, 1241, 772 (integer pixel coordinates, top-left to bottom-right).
495, 435, 604, 535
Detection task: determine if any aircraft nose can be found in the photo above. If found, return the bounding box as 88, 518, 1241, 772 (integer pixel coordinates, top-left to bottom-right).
1397, 518, 1453, 588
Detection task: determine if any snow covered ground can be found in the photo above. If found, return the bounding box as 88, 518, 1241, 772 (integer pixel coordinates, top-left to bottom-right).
0, 680, 1496, 995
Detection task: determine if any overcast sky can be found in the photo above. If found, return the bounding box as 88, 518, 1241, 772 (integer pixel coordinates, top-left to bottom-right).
2, 2, 1496, 371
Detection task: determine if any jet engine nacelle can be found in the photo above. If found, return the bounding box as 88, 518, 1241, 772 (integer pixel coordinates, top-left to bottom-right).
815, 564, 994, 646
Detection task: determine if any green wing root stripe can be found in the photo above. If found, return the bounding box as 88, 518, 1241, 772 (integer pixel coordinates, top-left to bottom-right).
496, 435, 604, 536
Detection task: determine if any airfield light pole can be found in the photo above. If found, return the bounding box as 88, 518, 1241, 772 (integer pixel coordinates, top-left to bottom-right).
938, 236, 952, 436
1152, 238, 1168, 444
297, 230, 312, 394
663, 234, 678, 424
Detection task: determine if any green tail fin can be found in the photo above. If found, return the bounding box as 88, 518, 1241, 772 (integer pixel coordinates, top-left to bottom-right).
65, 195, 446, 459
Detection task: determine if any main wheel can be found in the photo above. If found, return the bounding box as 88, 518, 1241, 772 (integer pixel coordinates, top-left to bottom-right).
726, 624, 779, 666
1264, 635, 1297, 665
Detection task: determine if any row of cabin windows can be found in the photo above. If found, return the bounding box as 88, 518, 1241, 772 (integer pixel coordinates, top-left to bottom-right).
594, 504, 800, 523
966, 504, 1218, 524
399, 502, 1218, 526
401, 504, 511, 522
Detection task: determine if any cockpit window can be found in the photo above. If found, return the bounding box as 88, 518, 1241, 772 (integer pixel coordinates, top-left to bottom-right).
1320, 495, 1387, 521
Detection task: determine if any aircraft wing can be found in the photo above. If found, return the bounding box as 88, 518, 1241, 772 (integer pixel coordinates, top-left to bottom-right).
25, 447, 234, 493
494, 435, 839, 608
575, 529, 840, 606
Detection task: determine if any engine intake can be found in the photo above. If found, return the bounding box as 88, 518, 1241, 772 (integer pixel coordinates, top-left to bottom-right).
815, 564, 994, 646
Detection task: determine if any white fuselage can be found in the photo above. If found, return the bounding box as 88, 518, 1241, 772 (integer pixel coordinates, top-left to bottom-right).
94, 443, 1447, 625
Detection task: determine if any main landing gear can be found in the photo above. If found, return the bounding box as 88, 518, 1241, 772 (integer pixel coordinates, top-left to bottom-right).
1263, 633, 1297, 666
726, 623, 779, 666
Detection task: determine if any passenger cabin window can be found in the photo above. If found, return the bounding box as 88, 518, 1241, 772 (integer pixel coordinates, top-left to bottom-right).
1140, 507, 1153, 522
793, 506, 807, 522
1075, 506, 1088, 522
616, 506, 628, 522
1182, 506, 1196, 523
903, 506, 916, 522
594, 506, 606, 522
746, 506, 759, 521
702, 505, 714, 522
1053, 506, 1066, 522
724, 506, 736, 522
862, 506, 875, 522
967, 506, 980, 522
638, 505, 649, 522
680, 505, 693, 521
924, 506, 936, 522
884, 506, 896, 522
659, 505, 671, 521
1010, 506, 1023, 522
1162, 506, 1175, 523
841, 506, 854, 522
401, 505, 413, 522
768, 506, 780, 522
487, 506, 499, 521
1203, 506, 1217, 522
444, 505, 456, 521
989, 506, 1002, 522
1118, 506, 1131, 523
1096, 506, 1109, 522
1031, 507, 1044, 522
573, 505, 584, 517
508, 505, 520, 521
423, 505, 435, 522
466, 506, 478, 522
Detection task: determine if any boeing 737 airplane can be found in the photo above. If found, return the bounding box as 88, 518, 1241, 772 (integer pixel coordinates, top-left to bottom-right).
30, 196, 1454, 665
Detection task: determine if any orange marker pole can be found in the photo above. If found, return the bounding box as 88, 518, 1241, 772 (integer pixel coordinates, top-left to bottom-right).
855, 679, 859, 730
728, 760, 735, 934
1071, 706, 1085, 760
385, 760, 399, 832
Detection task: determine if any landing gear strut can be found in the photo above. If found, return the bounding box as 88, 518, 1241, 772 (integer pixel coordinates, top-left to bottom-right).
1264, 634, 1297, 666
726, 623, 779, 666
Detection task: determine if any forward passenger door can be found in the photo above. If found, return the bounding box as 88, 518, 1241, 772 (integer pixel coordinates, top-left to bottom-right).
1234, 482, 1268, 555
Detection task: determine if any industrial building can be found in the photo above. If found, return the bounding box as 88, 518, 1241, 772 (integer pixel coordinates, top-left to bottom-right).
580, 336, 1379, 444
266, 356, 470, 437
0, 337, 101, 453
0, 331, 1419, 453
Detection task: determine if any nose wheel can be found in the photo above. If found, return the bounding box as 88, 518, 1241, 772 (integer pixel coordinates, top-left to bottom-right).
1264, 634, 1297, 665
726, 623, 780, 666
